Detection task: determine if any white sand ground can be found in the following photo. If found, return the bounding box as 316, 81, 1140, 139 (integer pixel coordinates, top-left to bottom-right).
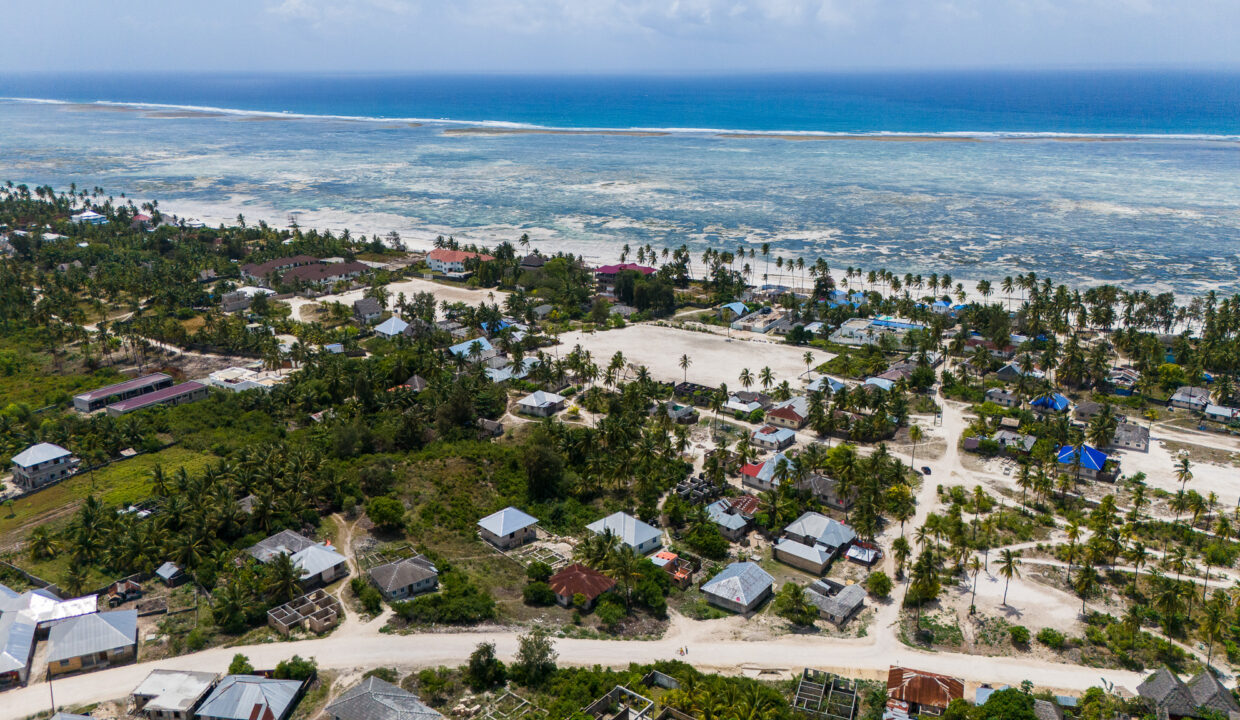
1114, 435, 1240, 506
286, 277, 510, 322
551, 324, 833, 387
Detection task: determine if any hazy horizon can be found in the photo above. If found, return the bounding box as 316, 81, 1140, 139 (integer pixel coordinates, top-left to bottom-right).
2, 1, 1238, 74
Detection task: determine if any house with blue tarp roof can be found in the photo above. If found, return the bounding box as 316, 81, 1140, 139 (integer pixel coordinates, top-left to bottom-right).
1031, 393, 1070, 412
1057, 444, 1110, 480
718, 301, 748, 320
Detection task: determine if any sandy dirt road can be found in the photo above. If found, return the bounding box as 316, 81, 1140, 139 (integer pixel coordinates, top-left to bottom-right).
5, 618, 1142, 719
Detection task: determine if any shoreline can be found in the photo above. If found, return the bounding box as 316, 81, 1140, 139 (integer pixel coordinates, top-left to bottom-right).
152, 195, 1219, 306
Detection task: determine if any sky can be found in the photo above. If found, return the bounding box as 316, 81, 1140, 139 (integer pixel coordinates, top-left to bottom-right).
1, 0, 1237, 73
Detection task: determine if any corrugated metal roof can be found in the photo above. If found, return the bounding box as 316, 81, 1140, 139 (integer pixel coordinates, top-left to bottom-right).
290, 544, 347, 579
47, 610, 137, 664
197, 675, 302, 720
587, 512, 661, 550
784, 512, 857, 549
0, 614, 36, 674
73, 373, 171, 402
11, 442, 73, 468
477, 507, 538, 537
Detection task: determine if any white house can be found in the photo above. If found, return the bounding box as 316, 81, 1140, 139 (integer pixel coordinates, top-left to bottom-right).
586, 512, 662, 555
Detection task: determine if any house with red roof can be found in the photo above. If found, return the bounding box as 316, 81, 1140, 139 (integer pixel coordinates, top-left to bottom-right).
548, 564, 615, 609
427, 248, 494, 274
594, 263, 656, 287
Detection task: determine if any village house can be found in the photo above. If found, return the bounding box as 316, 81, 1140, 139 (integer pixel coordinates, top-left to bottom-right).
1057, 444, 1110, 481
1111, 422, 1151, 453
886, 666, 965, 718
368, 556, 439, 601
1170, 386, 1211, 411
752, 425, 796, 451
1205, 404, 1240, 423
1108, 366, 1141, 395
0, 614, 36, 687
47, 609, 138, 676
1137, 667, 1240, 720
246, 530, 348, 587
740, 452, 791, 492
131, 669, 219, 720
701, 561, 773, 614
155, 562, 185, 587
804, 579, 866, 627
794, 473, 854, 512
327, 676, 442, 720
71, 209, 107, 225
774, 512, 858, 575
548, 563, 616, 609
427, 248, 494, 275
984, 388, 1019, 408
448, 336, 496, 362
374, 316, 409, 339
705, 498, 751, 541
10, 442, 79, 491
767, 396, 810, 429
586, 512, 662, 555
517, 390, 567, 417
195, 675, 305, 720
477, 507, 538, 549
73, 373, 175, 412
352, 297, 383, 324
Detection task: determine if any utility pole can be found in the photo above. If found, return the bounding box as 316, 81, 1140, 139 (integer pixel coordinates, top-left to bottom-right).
47, 667, 55, 714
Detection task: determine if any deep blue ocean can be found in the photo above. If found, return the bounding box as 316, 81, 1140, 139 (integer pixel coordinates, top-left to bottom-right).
1, 72, 1238, 294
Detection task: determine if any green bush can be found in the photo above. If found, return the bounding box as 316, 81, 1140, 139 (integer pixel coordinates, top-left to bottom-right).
391, 571, 496, 625
595, 595, 626, 629
185, 628, 208, 651
274, 655, 317, 681
1009, 625, 1030, 646
526, 561, 553, 583
865, 571, 892, 598
522, 581, 556, 606
1037, 627, 1066, 649
228, 653, 254, 675
366, 496, 406, 532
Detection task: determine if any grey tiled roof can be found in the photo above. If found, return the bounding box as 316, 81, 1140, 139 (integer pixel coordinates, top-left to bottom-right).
784, 512, 857, 549
47, 610, 137, 664
327, 676, 441, 720
368, 557, 438, 593
804, 582, 865, 619
247, 530, 316, 562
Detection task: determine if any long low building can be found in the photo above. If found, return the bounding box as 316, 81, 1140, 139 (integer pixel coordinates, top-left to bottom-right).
106, 381, 209, 416
73, 373, 174, 412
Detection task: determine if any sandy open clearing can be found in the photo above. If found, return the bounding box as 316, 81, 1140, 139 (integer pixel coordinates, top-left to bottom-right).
287, 277, 510, 322
1115, 435, 1240, 505
958, 569, 1083, 633
552, 324, 834, 387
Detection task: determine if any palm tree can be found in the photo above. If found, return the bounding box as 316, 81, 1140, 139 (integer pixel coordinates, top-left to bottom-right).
1174, 456, 1193, 495
1203, 591, 1228, 668
967, 556, 983, 614
759, 366, 775, 393
738, 368, 754, 392
907, 424, 923, 469
802, 351, 814, 377
997, 549, 1022, 605
678, 354, 692, 383
1073, 565, 1100, 614
264, 552, 302, 604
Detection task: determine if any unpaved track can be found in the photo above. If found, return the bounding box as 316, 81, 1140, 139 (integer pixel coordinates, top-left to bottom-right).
5, 619, 1142, 719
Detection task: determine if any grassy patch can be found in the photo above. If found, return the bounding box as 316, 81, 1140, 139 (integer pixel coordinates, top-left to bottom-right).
0, 445, 213, 545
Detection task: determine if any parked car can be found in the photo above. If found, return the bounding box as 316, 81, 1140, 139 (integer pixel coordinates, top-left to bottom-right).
921, 466, 932, 475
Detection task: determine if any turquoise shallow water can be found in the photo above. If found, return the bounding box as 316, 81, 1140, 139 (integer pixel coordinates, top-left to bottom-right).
1, 72, 1238, 294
